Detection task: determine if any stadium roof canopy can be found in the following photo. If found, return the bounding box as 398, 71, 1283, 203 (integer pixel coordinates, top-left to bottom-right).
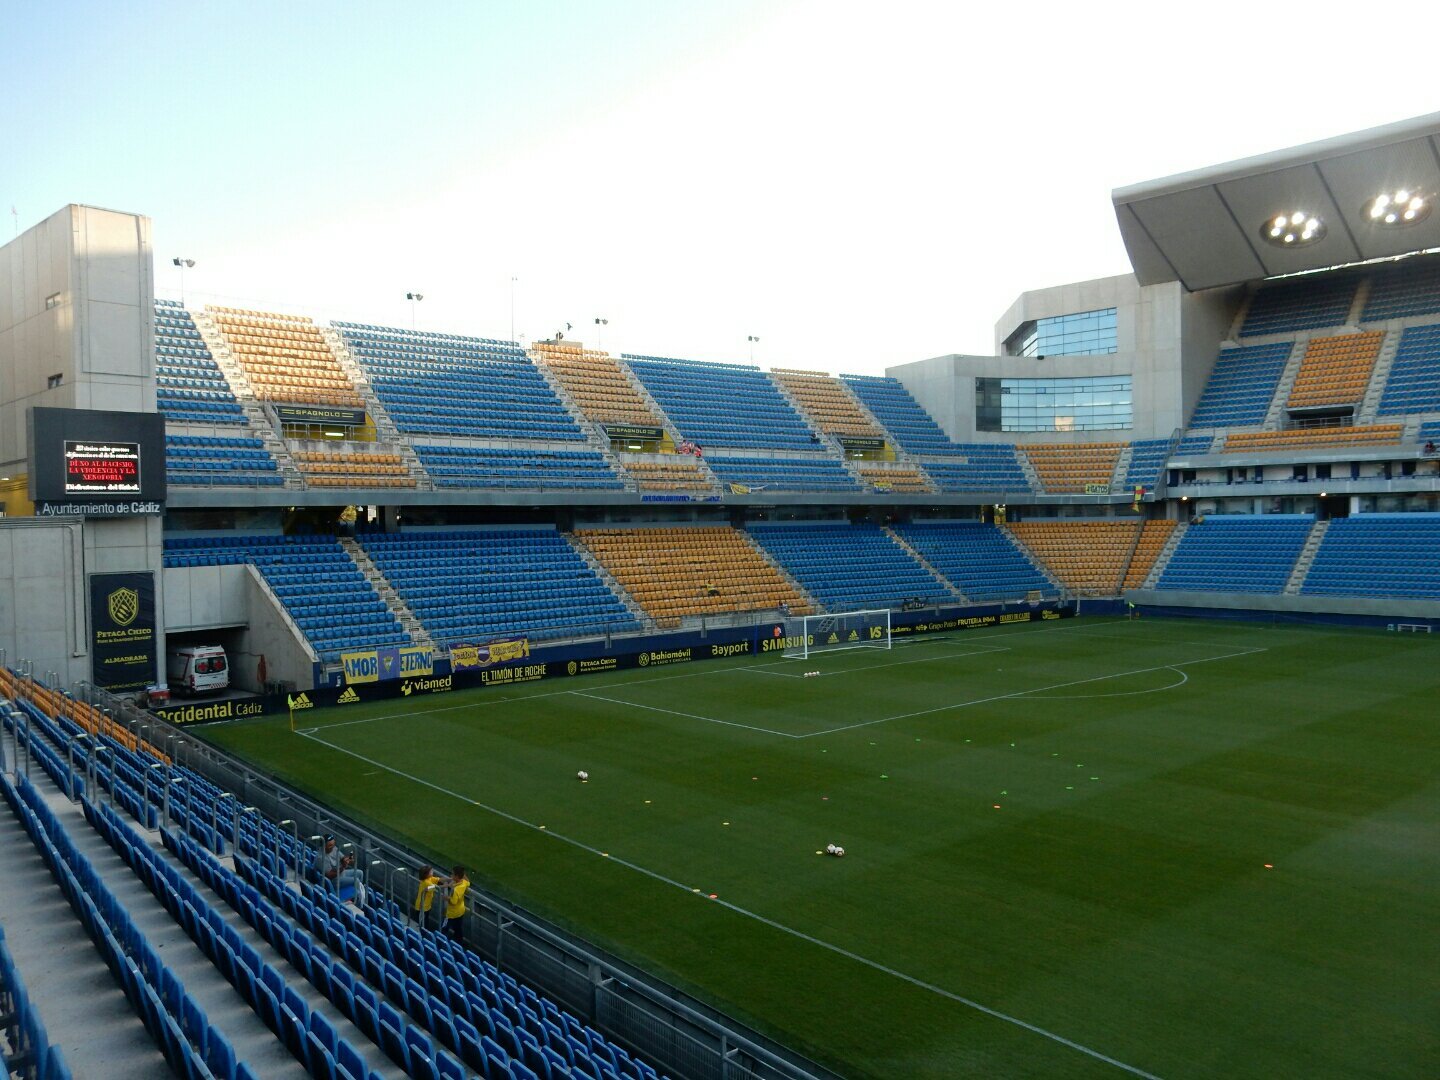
1113, 112, 1440, 291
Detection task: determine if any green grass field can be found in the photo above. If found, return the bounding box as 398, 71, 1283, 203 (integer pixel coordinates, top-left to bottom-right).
201, 616, 1440, 1079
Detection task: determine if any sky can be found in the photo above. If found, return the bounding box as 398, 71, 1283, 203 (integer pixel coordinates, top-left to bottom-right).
3, 1, 1439, 374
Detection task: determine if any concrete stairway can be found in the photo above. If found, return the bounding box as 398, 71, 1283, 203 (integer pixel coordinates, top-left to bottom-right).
1140, 521, 1189, 588
1356, 329, 1401, 424
338, 538, 435, 651
563, 536, 655, 629
1262, 335, 1310, 428
1109, 444, 1134, 491
882, 527, 968, 601
1015, 447, 1044, 493
735, 531, 819, 613
1284, 519, 1330, 595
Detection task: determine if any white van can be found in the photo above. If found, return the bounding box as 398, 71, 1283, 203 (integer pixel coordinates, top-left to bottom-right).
166, 645, 229, 695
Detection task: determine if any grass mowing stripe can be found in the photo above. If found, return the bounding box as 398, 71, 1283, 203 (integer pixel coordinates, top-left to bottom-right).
298, 725, 1166, 1080
567, 690, 802, 738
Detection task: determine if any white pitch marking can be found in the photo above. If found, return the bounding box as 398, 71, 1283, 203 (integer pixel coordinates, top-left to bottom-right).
567, 690, 800, 739
738, 645, 1010, 679
1024, 666, 1189, 700
296, 727, 1163, 1079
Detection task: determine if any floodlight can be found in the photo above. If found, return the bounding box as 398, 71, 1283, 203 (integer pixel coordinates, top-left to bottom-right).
1362, 189, 1429, 228
1260, 209, 1326, 247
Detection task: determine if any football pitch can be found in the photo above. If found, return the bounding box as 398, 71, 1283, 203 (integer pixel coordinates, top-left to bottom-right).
200, 616, 1440, 1079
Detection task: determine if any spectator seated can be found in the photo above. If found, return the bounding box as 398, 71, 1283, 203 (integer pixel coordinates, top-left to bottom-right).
1023, 442, 1123, 493
624, 355, 818, 450
1301, 514, 1440, 599
921, 445, 1030, 492
1122, 520, 1177, 589
208, 307, 364, 407
705, 455, 860, 492
1377, 323, 1440, 416
165, 435, 282, 486
1007, 520, 1140, 595
855, 463, 932, 492
1125, 438, 1173, 489
415, 445, 623, 489
338, 323, 585, 441
771, 369, 884, 439
620, 455, 717, 493
293, 449, 416, 487
748, 523, 948, 610
1155, 515, 1312, 593
532, 340, 665, 428
1188, 342, 1293, 428
360, 529, 640, 644
840, 375, 966, 456
1221, 424, 1402, 453
891, 521, 1052, 600
575, 527, 810, 627
1287, 332, 1384, 410
153, 299, 247, 424
1239, 275, 1358, 338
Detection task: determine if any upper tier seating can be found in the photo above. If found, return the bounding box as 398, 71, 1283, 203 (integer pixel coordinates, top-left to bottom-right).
1187, 342, 1294, 428
209, 308, 364, 407
855, 463, 932, 492
575, 527, 810, 626
153, 300, 247, 424
1301, 514, 1440, 599
1239, 275, 1358, 338
1023, 443, 1123, 493
705, 455, 860, 492
921, 446, 1030, 493
293, 449, 416, 488
1377, 323, 1440, 416
1122, 519, 1178, 589
166, 434, 283, 487
532, 341, 664, 428
747, 524, 948, 611
1287, 331, 1384, 410
163, 535, 408, 659
1007, 521, 1139, 595
1221, 424, 1402, 453
770, 370, 883, 438
891, 522, 1053, 600
1125, 438, 1173, 489
1360, 257, 1440, 322
841, 375, 965, 456
1155, 516, 1312, 593
624, 355, 818, 450
414, 445, 624, 489
338, 323, 585, 441
620, 456, 716, 493
360, 529, 639, 643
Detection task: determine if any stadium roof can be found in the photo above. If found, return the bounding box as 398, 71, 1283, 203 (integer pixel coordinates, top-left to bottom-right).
1113, 112, 1440, 291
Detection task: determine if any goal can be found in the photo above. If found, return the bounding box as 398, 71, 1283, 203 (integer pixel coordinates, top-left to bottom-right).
782, 609, 892, 659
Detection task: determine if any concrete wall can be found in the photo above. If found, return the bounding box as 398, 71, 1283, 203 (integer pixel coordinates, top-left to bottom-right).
1127, 587, 1440, 621
239, 566, 316, 692
0, 519, 89, 683
163, 565, 250, 632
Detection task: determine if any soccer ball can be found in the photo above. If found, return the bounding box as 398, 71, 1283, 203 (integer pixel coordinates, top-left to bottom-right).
834, 846, 845, 857
577, 770, 589, 782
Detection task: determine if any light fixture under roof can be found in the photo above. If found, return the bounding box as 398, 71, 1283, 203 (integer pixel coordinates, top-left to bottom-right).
1363, 189, 1430, 228
1261, 210, 1326, 248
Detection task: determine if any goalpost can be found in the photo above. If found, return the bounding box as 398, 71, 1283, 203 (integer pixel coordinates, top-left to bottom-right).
782, 609, 892, 660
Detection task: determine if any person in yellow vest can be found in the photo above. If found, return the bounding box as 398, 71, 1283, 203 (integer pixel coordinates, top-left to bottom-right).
441, 865, 469, 941
413, 865, 441, 924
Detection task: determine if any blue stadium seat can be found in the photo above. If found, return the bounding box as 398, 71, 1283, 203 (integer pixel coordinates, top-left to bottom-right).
1301, 514, 1440, 599
623, 355, 818, 450
1156, 516, 1312, 593
747, 523, 948, 610
892, 522, 1053, 600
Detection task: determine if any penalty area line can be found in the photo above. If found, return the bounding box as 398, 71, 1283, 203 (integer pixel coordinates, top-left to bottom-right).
296, 728, 1163, 1079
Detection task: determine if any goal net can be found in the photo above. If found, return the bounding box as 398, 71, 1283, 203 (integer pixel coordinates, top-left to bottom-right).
782, 609, 892, 660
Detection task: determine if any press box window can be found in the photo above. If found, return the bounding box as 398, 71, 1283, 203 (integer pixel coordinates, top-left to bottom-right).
45, 292, 61, 309
1004, 308, 1117, 357
47, 373, 63, 389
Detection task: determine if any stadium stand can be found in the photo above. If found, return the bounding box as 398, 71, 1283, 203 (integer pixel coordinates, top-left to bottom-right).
623, 355, 818, 449
574, 527, 810, 626
209, 308, 365, 408
338, 323, 586, 441
153, 300, 247, 425
840, 375, 964, 455
163, 535, 409, 659
1286, 331, 1385, 409
1187, 342, 1294, 428
748, 523, 951, 610
359, 529, 641, 644
1239, 275, 1359, 338
1022, 443, 1123, 493
1124, 437, 1174, 488
0, 924, 70, 1080
292, 449, 416, 488
1360, 257, 1440, 322
1121, 519, 1178, 590
891, 521, 1054, 600
165, 434, 283, 487
1173, 432, 1217, 456
855, 463, 932, 492
1221, 424, 1402, 453
619, 456, 717, 494
414, 444, 624, 490
1376, 323, 1440, 416
770, 370, 884, 439
531, 340, 665, 429
1300, 514, 1440, 599
1154, 515, 1313, 593
1418, 420, 1440, 444
705, 455, 860, 493
921, 447, 1031, 493
1007, 520, 1140, 595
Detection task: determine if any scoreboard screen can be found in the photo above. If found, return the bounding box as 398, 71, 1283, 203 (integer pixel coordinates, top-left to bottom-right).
64, 441, 142, 495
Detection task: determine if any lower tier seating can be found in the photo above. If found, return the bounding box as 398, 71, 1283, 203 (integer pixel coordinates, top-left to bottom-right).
1301, 515, 1440, 599
360, 529, 640, 644
891, 522, 1053, 600
1007, 521, 1139, 595
574, 527, 810, 627
1121, 520, 1178, 590
1155, 516, 1313, 593
415, 445, 624, 490
747, 524, 948, 611
0, 922, 72, 1080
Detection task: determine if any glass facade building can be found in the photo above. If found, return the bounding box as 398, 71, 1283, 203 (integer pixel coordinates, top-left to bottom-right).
1006, 308, 1118, 357
976, 375, 1132, 432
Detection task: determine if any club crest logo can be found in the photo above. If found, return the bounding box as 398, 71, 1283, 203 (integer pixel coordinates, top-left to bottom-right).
567, 661, 578, 675
107, 587, 140, 627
